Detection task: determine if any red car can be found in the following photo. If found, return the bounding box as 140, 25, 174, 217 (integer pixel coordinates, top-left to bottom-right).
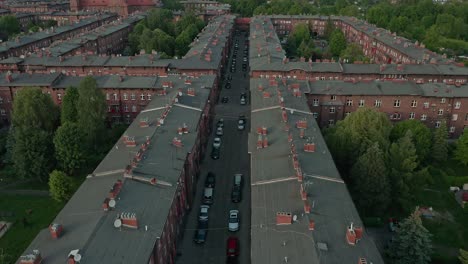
226, 236, 239, 257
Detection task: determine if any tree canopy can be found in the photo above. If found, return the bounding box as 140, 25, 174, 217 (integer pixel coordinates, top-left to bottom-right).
351, 142, 390, 215
388, 208, 432, 264
77, 77, 107, 150
0, 15, 20, 40
329, 29, 347, 57
390, 120, 432, 163
61, 86, 79, 124
48, 170, 73, 202
454, 132, 468, 166
54, 122, 87, 174
431, 120, 448, 163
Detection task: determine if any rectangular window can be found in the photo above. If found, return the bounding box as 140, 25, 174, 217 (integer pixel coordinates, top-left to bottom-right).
375, 100, 382, 108
409, 112, 415, 119
140, 94, 145, 100
346, 99, 353, 106
423, 102, 429, 109
329, 107, 336, 113
123, 93, 128, 100
438, 109, 444, 116
131, 93, 136, 100
328, 119, 335, 125
455, 101, 461, 109
57, 93, 62, 101
124, 105, 129, 112
107, 106, 111, 112
147, 93, 152, 101
440, 98, 446, 103
394, 99, 401, 107
113, 93, 118, 100
452, 114, 458, 121
449, 126, 455, 133
331, 95, 336, 101
411, 100, 417, 107
132, 105, 137, 112
359, 99, 365, 107
106, 93, 110, 100
435, 121, 441, 128
312, 99, 319, 106
421, 114, 427, 121
312, 112, 318, 118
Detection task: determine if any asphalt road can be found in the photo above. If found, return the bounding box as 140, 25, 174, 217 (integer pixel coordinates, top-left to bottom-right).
176, 29, 251, 264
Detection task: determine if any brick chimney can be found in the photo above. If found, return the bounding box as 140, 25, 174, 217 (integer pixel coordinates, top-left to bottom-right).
276, 212, 292, 225
299, 128, 305, 139
304, 143, 315, 152
256, 135, 263, 149
108, 180, 123, 199
346, 222, 364, 245
124, 135, 136, 147
258, 84, 263, 91
120, 212, 138, 229
288, 133, 292, 142
358, 258, 368, 264
187, 88, 195, 96
49, 223, 63, 239
308, 219, 315, 230
139, 118, 149, 127
300, 184, 307, 200
177, 127, 183, 135
119, 75, 124, 82
172, 137, 183, 148
281, 109, 288, 122
182, 123, 189, 134
263, 91, 271, 98
103, 197, 110, 211
296, 119, 307, 129
304, 200, 311, 213
262, 136, 268, 148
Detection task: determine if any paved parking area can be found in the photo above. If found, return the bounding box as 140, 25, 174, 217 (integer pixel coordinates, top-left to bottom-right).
176, 29, 251, 264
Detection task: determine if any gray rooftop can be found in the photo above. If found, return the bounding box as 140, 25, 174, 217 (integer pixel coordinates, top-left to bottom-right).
249, 77, 384, 264
19, 74, 216, 264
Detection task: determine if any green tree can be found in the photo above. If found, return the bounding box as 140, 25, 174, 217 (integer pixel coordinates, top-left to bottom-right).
61, 86, 79, 124
54, 123, 86, 174
175, 30, 192, 57
339, 5, 360, 17
326, 107, 392, 174
459, 249, 468, 264
297, 39, 315, 59
12, 88, 58, 181
351, 143, 390, 215
388, 208, 432, 264
77, 77, 107, 151
0, 15, 20, 38
366, 4, 392, 28
3, 126, 14, 164
13, 128, 55, 182
340, 43, 366, 63
454, 132, 468, 165
424, 26, 441, 51
287, 23, 311, 56
153, 29, 175, 56
390, 120, 432, 163
323, 16, 335, 40
431, 120, 448, 163
388, 131, 419, 211
48, 170, 73, 202
329, 29, 346, 57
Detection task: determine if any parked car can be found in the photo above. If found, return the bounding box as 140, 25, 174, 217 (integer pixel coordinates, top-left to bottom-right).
205, 172, 216, 188
228, 210, 239, 231
193, 220, 208, 244
217, 118, 224, 128
211, 148, 220, 160
231, 185, 242, 203
237, 119, 245, 131
199, 205, 210, 221
222, 96, 229, 103
203, 187, 214, 204
234, 174, 243, 187
226, 236, 240, 257
216, 126, 223, 136
225, 83, 231, 89
213, 137, 222, 149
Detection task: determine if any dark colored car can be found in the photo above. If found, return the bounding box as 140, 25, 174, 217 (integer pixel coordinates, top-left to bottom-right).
222, 96, 229, 103
239, 115, 246, 123
205, 172, 216, 188
211, 148, 220, 160
226, 236, 239, 257
193, 220, 208, 244
231, 185, 242, 203
225, 83, 231, 89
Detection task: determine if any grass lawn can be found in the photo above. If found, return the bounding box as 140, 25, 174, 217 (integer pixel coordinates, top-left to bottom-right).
411, 156, 468, 263
0, 194, 65, 263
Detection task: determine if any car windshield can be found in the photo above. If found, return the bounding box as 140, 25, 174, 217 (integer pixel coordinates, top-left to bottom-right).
229, 217, 237, 222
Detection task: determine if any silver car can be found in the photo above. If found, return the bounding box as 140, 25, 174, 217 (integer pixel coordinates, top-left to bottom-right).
216, 127, 223, 136
213, 137, 221, 148
228, 210, 239, 232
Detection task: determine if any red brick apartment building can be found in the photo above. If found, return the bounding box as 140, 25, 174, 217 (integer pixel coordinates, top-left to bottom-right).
1, 0, 69, 13
249, 16, 468, 137
0, 14, 117, 59
70, 0, 159, 17
18, 74, 218, 264
37, 11, 103, 26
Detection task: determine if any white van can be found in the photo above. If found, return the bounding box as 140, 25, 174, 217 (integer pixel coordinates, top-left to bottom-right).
234, 174, 243, 187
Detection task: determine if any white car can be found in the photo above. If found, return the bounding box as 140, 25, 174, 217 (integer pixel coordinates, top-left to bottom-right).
216, 127, 223, 136
228, 210, 239, 232
199, 205, 210, 221
217, 118, 224, 128
213, 137, 221, 148
237, 119, 245, 130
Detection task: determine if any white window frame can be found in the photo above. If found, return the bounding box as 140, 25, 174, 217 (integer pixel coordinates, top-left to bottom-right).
435, 121, 441, 128
449, 126, 455, 133
131, 93, 136, 100
346, 99, 353, 106
375, 100, 382, 108
394, 99, 401, 108
313, 99, 319, 106
409, 112, 415, 119
438, 109, 444, 116
132, 105, 137, 112
440, 98, 446, 103
140, 94, 145, 100
359, 99, 365, 107
329, 107, 336, 113
452, 114, 458, 121
123, 93, 128, 100
454, 101, 461, 109
411, 100, 417, 108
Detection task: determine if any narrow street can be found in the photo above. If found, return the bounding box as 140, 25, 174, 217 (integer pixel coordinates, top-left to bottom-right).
176, 28, 251, 264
